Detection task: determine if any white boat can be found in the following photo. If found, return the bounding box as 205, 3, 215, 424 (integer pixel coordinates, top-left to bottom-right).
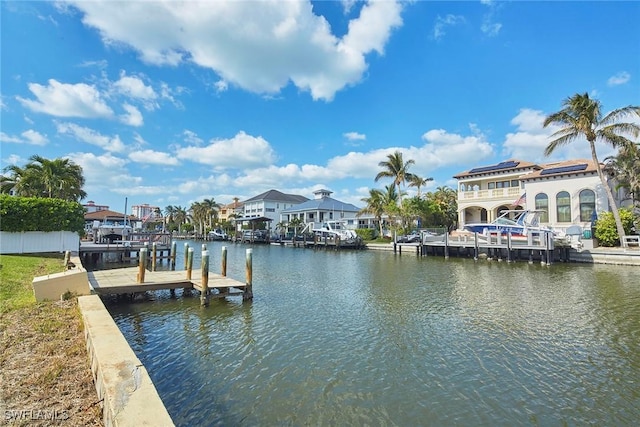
208, 228, 228, 241
464, 210, 558, 238
310, 220, 361, 246
93, 220, 133, 243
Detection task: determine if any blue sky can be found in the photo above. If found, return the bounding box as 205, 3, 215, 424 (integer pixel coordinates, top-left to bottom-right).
1, 0, 639, 212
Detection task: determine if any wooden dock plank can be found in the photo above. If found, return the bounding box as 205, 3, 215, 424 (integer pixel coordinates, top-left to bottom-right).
88, 268, 246, 295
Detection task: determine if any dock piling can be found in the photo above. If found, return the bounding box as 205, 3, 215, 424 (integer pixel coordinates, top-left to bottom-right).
137, 248, 147, 283
221, 246, 227, 276
474, 232, 479, 261
200, 250, 209, 306
152, 242, 157, 271
186, 247, 194, 280
184, 243, 189, 270
171, 241, 177, 270
244, 248, 253, 301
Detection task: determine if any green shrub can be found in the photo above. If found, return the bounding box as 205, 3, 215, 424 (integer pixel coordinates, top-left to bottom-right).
593, 209, 636, 246
0, 195, 84, 234
355, 228, 376, 241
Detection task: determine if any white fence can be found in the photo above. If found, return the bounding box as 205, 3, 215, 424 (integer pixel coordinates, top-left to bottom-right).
0, 231, 80, 254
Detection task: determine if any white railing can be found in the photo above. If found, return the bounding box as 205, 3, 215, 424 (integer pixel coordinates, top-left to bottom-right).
461, 187, 521, 200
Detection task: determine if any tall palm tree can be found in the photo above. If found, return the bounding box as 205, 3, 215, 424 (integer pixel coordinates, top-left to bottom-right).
543, 93, 640, 240
408, 175, 433, 198
201, 197, 220, 229
172, 205, 188, 234
1, 155, 86, 201
374, 151, 416, 201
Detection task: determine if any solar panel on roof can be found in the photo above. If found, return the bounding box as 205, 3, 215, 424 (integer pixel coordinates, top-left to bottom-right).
539, 163, 588, 175
469, 161, 520, 174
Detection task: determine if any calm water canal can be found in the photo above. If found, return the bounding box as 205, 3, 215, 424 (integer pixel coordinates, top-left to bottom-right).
104, 241, 640, 426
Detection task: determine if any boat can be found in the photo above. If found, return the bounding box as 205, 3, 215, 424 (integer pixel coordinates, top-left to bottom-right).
463, 210, 557, 238
93, 220, 133, 243
208, 228, 228, 241
310, 220, 362, 246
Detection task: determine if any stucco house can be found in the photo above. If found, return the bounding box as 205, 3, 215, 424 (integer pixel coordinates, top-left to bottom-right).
455, 159, 615, 233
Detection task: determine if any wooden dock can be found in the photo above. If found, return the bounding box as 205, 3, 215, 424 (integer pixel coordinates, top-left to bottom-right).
87, 246, 255, 304
88, 268, 248, 297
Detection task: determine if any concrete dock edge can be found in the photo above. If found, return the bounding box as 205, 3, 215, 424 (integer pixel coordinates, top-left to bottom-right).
78, 295, 174, 427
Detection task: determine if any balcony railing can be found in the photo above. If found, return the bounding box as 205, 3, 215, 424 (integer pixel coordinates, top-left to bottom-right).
461, 187, 521, 201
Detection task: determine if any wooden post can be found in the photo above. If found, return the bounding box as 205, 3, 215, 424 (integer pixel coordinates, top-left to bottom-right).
184, 242, 189, 270
221, 246, 227, 276
444, 232, 449, 259
186, 247, 194, 280
202, 243, 207, 252
200, 250, 209, 306
64, 250, 71, 268
152, 242, 157, 271
507, 233, 512, 263
137, 248, 147, 283
171, 241, 177, 270
244, 248, 253, 301
474, 232, 479, 261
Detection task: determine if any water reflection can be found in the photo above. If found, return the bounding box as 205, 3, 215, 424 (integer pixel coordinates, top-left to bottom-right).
105, 243, 640, 425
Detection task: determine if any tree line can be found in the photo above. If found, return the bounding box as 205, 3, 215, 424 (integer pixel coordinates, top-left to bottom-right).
2, 93, 638, 243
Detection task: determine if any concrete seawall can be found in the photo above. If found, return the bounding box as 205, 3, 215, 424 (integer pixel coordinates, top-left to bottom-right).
78, 295, 174, 427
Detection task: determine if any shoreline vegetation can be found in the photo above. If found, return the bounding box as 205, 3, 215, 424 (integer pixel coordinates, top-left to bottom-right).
0, 254, 102, 427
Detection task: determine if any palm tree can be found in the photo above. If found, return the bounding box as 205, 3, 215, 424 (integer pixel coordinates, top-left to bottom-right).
1, 155, 86, 201
543, 93, 640, 241
358, 188, 386, 238
605, 142, 640, 209
172, 205, 188, 234
408, 175, 433, 198
201, 197, 220, 229
374, 151, 416, 201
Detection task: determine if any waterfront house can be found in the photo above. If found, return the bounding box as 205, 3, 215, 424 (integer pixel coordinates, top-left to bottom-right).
454, 159, 617, 234
237, 189, 308, 230
280, 189, 361, 230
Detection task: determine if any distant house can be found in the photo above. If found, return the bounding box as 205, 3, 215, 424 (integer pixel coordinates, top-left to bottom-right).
238, 189, 308, 228
454, 159, 616, 233
83, 209, 136, 235
218, 197, 244, 222
281, 189, 361, 230
83, 200, 109, 213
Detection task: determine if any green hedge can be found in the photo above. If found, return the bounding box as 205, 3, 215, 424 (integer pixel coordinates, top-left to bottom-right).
593, 208, 636, 247
0, 195, 84, 234
355, 228, 376, 241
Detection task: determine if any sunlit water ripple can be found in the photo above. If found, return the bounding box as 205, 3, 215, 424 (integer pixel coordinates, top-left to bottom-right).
105, 242, 640, 426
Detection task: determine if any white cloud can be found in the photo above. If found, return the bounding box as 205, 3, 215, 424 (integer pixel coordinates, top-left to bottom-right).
182, 130, 203, 145
432, 14, 465, 41
176, 131, 276, 168
120, 103, 143, 126
607, 71, 630, 86
480, 0, 502, 37
129, 149, 179, 166
0, 130, 48, 146
56, 122, 127, 152
113, 72, 158, 109
65, 0, 404, 101
67, 152, 142, 193
501, 108, 617, 162
343, 131, 366, 141
17, 79, 114, 118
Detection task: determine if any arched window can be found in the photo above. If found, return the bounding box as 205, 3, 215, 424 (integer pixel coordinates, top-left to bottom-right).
579, 189, 596, 222
556, 191, 571, 222
535, 193, 549, 222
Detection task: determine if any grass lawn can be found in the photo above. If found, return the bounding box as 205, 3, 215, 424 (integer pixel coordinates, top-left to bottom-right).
0, 253, 102, 426
0, 253, 63, 314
